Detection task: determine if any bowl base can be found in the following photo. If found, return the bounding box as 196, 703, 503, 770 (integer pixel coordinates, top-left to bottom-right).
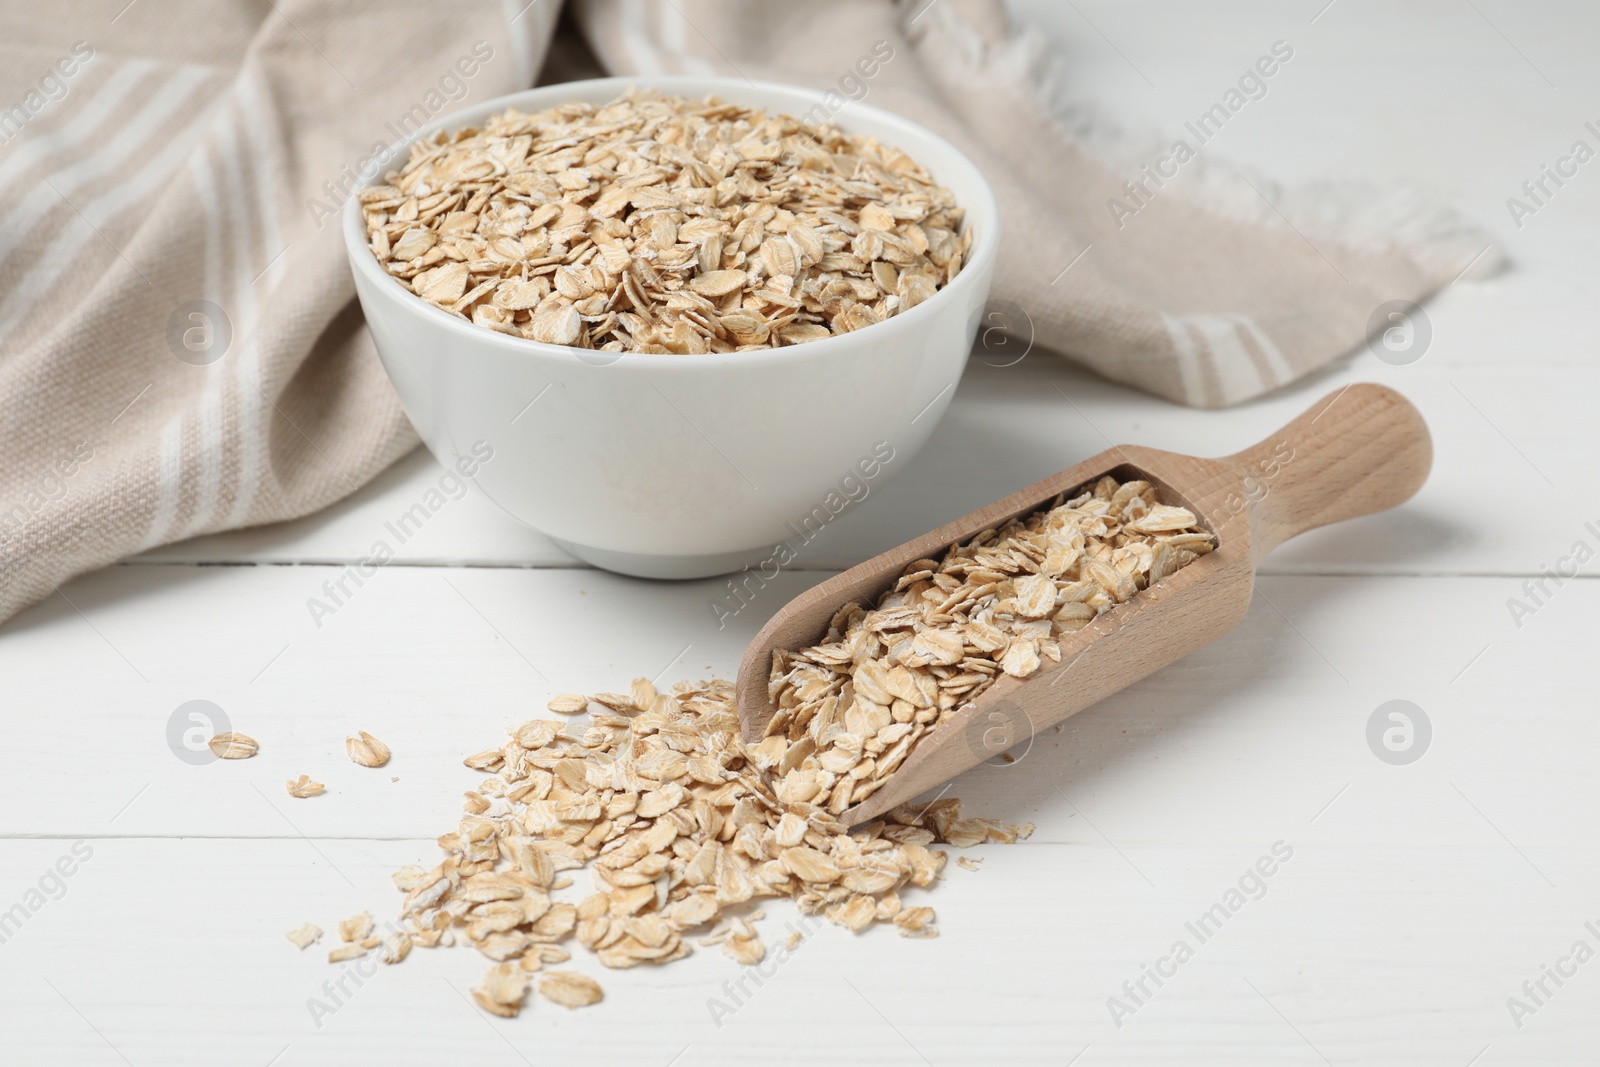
551, 537, 770, 580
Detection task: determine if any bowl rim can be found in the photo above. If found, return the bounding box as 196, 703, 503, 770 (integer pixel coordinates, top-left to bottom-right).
341, 74, 1001, 372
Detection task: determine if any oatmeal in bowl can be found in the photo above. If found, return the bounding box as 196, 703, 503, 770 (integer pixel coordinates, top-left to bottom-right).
358, 89, 972, 356
344, 77, 998, 579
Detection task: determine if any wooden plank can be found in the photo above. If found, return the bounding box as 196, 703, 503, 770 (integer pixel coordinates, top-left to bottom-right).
0, 836, 1593, 1064
130, 444, 576, 569
128, 358, 1600, 579
2, 564, 1590, 850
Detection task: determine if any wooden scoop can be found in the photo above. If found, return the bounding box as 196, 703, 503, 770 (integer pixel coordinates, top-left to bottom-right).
736, 383, 1431, 826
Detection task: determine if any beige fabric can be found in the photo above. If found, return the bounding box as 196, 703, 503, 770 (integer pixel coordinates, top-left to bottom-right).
0, 0, 1488, 624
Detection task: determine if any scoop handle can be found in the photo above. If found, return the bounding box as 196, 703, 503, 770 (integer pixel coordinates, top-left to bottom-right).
1223, 383, 1432, 564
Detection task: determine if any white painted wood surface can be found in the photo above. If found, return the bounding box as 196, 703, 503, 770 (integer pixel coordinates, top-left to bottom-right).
5, 2, 1598, 1063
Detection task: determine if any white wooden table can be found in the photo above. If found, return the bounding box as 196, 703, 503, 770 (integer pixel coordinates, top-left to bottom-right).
4, 3, 1596, 1063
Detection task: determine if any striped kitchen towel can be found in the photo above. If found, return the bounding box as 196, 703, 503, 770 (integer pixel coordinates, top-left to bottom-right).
0, 0, 1494, 623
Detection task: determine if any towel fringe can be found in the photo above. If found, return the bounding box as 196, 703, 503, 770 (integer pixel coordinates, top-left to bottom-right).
907, 5, 1505, 284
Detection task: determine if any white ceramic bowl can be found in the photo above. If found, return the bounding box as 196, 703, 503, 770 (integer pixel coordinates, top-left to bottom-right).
344, 76, 999, 578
